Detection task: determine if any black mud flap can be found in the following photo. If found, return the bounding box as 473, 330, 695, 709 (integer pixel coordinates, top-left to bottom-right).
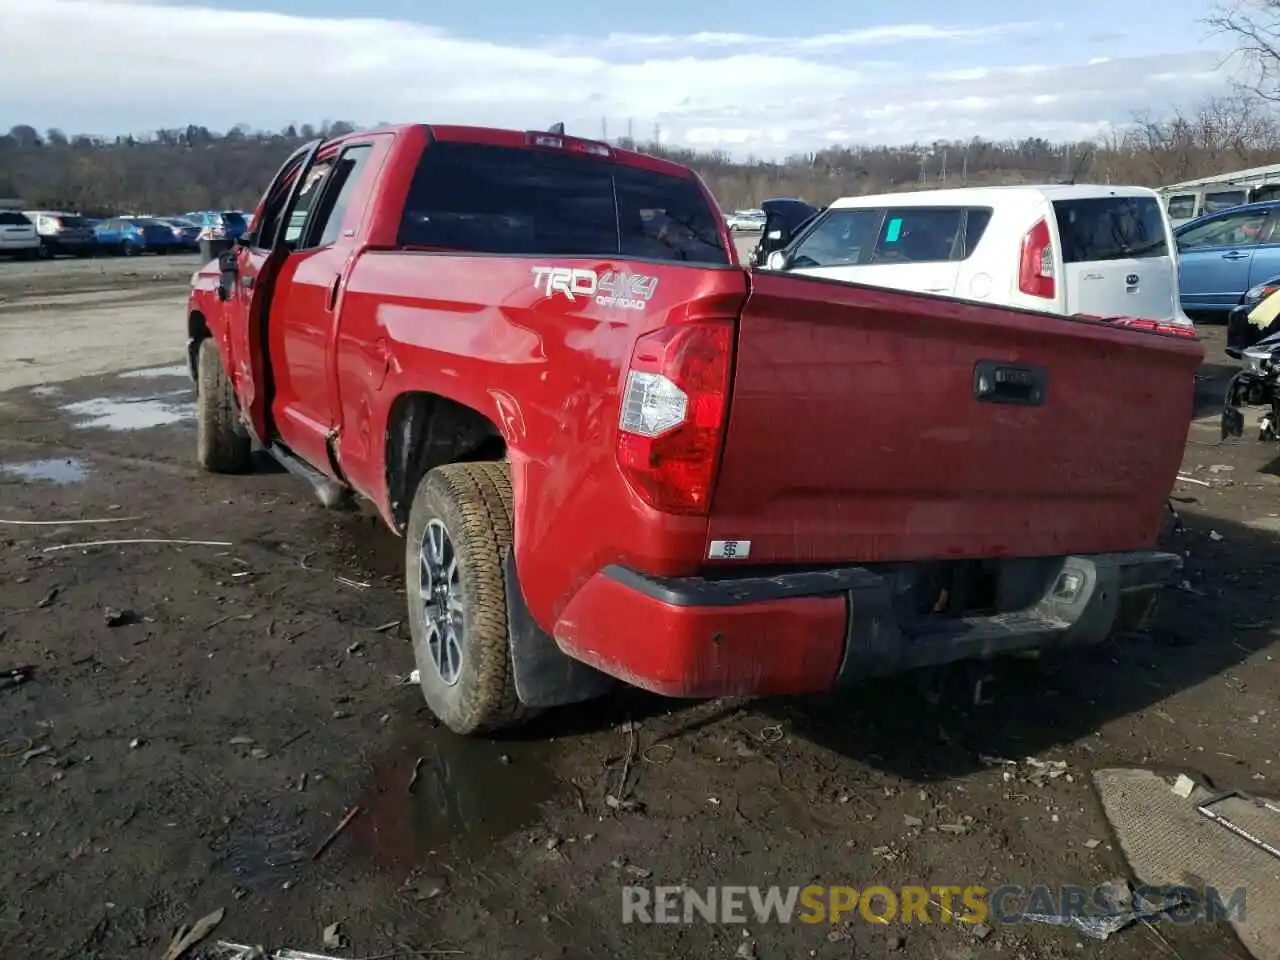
1222, 371, 1246, 440
503, 549, 615, 708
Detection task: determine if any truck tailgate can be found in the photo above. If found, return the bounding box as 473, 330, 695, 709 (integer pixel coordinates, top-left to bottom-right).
707, 272, 1203, 565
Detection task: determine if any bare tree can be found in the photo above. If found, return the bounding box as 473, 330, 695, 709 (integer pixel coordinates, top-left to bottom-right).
1208, 1, 1280, 100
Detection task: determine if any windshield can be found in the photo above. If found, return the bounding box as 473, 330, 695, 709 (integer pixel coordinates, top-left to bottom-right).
1052, 196, 1168, 263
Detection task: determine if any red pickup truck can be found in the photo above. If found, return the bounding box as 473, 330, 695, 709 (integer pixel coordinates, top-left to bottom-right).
186, 123, 1203, 735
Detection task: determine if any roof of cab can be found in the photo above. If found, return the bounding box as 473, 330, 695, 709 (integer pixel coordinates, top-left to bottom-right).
326, 123, 697, 180
828, 183, 1161, 209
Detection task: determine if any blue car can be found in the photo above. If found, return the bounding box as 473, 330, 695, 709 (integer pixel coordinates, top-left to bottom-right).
1176, 199, 1280, 316
182, 210, 249, 241
153, 218, 202, 251
93, 217, 182, 255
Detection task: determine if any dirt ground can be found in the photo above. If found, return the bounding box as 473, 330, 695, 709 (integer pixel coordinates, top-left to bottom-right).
0, 257, 1276, 960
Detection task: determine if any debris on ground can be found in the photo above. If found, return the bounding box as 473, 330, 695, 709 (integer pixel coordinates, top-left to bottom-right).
103, 606, 134, 626
310, 805, 361, 861
320, 922, 346, 949
163, 906, 225, 960
1022, 882, 1188, 940
0, 665, 34, 691
36, 587, 59, 608
1172, 774, 1196, 798
43, 538, 233, 553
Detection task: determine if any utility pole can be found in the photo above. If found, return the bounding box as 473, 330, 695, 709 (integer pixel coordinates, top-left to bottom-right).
601, 117, 607, 141
961, 151, 968, 185
627, 117, 633, 142
919, 154, 926, 184
940, 149, 948, 184
653, 122, 661, 147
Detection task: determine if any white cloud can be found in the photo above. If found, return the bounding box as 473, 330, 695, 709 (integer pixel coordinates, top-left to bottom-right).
0, 0, 1237, 157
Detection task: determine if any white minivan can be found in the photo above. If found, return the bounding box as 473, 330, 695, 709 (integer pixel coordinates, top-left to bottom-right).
763, 184, 1192, 327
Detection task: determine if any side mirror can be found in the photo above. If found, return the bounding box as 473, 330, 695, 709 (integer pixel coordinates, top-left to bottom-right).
767, 250, 788, 271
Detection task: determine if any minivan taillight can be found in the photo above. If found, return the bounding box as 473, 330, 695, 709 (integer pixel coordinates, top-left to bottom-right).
616, 321, 735, 515
1018, 217, 1055, 299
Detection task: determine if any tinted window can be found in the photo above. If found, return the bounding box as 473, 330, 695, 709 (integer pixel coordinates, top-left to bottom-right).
1204, 190, 1248, 213
397, 142, 728, 264
789, 209, 883, 268
1053, 196, 1168, 262
1166, 194, 1197, 219
221, 212, 247, 228
1176, 209, 1271, 251
283, 161, 334, 247
872, 208, 963, 263
0, 212, 30, 225
308, 145, 373, 248
962, 208, 992, 258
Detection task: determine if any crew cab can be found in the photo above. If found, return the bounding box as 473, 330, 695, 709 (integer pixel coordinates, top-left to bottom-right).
187, 124, 1203, 736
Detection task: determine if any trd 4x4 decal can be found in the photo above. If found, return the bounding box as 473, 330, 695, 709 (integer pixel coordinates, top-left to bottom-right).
530, 266, 658, 311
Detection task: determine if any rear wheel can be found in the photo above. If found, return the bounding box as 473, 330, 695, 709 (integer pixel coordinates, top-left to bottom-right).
195, 338, 251, 473
121, 240, 139, 257
405, 462, 531, 736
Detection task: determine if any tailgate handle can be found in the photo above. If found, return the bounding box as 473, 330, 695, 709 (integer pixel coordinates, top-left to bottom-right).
973, 361, 1046, 406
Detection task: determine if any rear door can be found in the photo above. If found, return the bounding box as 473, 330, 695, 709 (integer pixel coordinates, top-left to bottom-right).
1053, 194, 1178, 320
1175, 207, 1271, 310
266, 138, 385, 473
226, 139, 323, 440
1245, 211, 1280, 290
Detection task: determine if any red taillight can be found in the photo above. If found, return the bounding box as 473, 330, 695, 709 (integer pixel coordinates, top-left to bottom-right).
616, 321, 735, 515
1018, 217, 1055, 299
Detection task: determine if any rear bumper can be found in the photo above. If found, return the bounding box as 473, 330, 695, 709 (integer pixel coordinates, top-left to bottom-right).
552, 552, 1182, 698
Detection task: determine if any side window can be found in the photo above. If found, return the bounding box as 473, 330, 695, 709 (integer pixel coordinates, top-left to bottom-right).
961, 208, 992, 259
1203, 190, 1248, 214
1166, 195, 1197, 220
1177, 210, 1270, 251
253, 172, 302, 250
789, 209, 883, 269
301, 145, 374, 249
281, 160, 334, 249
871, 208, 963, 263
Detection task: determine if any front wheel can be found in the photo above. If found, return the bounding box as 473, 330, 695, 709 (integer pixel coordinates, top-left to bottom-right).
195, 338, 251, 473
405, 462, 531, 736
121, 240, 139, 257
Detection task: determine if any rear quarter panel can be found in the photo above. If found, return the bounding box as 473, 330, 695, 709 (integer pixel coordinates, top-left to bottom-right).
336, 253, 749, 632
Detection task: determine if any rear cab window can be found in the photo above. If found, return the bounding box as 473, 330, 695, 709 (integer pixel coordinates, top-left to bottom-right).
396, 142, 729, 264
1052, 196, 1168, 263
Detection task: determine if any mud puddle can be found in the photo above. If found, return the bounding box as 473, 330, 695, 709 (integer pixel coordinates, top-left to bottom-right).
61, 390, 194, 430
0, 456, 89, 484
350, 722, 558, 873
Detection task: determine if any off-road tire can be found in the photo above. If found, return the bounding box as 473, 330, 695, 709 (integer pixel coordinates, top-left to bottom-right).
195, 338, 251, 473
405, 461, 531, 736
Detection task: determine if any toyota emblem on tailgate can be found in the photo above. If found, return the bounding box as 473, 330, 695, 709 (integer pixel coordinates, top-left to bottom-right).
1125, 273, 1139, 285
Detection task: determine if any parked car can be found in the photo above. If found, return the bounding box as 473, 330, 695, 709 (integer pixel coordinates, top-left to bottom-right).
93, 216, 181, 255
1174, 200, 1280, 319
24, 211, 96, 257
0, 210, 40, 258
182, 210, 249, 242
153, 217, 202, 251
187, 122, 1198, 737
762, 185, 1191, 327
724, 209, 766, 231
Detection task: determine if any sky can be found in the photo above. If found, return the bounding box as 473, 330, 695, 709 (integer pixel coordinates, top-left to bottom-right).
0, 0, 1242, 157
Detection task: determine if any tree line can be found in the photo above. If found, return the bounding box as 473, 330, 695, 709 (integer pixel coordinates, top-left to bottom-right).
3, 94, 1280, 215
